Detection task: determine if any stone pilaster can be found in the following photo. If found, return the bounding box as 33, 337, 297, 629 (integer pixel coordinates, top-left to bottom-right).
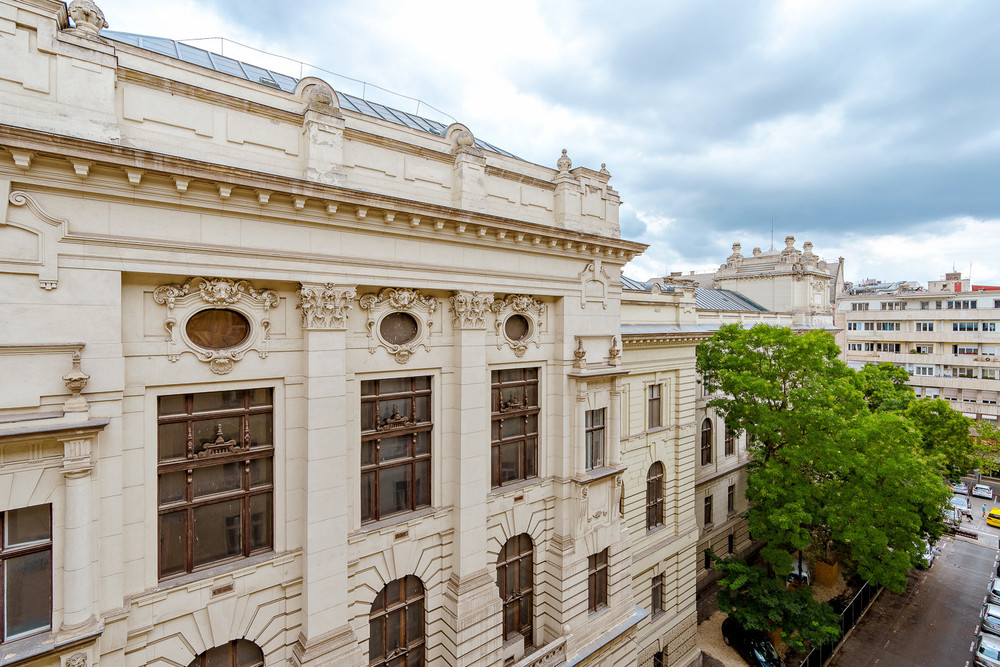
297, 79, 346, 185
440, 291, 503, 666
447, 125, 487, 213
60, 436, 95, 629
609, 378, 622, 467
294, 283, 364, 666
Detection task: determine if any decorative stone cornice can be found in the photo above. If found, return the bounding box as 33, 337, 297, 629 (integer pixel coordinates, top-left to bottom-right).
449, 291, 494, 329
297, 283, 356, 330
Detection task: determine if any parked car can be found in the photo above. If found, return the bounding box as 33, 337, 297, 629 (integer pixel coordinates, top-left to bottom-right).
983, 603, 1000, 637
786, 558, 811, 587
951, 495, 974, 518
988, 509, 1000, 528
953, 481, 970, 494
975, 484, 995, 500
989, 578, 1000, 606
918, 539, 937, 569
977, 632, 1000, 667
721, 617, 785, 667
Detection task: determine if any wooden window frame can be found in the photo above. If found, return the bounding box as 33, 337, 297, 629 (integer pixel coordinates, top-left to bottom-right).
704, 495, 713, 526
491, 369, 540, 488
588, 548, 609, 612
585, 409, 606, 470
651, 573, 664, 615
496, 534, 534, 645
369, 576, 425, 666
157, 389, 274, 579
724, 427, 736, 457
361, 377, 433, 523
645, 462, 664, 530
0, 505, 52, 642
647, 383, 662, 429
700, 418, 713, 465
187, 639, 264, 667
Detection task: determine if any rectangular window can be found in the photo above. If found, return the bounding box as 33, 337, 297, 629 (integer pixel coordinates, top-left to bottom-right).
704, 495, 713, 526
585, 409, 606, 470
954, 322, 980, 332
875, 322, 901, 331
875, 343, 901, 353
588, 549, 609, 612
913, 366, 935, 376
0, 505, 52, 641
361, 377, 432, 523
847, 343, 863, 351
995, 299, 1000, 309
727, 534, 735, 554
881, 301, 904, 311
647, 384, 662, 429
851, 303, 870, 311
728, 484, 736, 513
863, 322, 875, 331
957, 367, 977, 378
916, 322, 934, 332
491, 368, 539, 488
651, 573, 664, 615
724, 427, 736, 456
847, 322, 859, 331
704, 550, 712, 570
983, 369, 998, 380
915, 345, 933, 354
863, 343, 875, 351
936, 300, 943, 309
921, 301, 929, 310
985, 322, 998, 332
157, 389, 274, 578
955, 345, 979, 355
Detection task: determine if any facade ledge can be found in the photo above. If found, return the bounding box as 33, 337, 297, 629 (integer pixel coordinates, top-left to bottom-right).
565, 605, 649, 667
572, 465, 625, 485
350, 505, 444, 537
142, 549, 299, 599
0, 416, 109, 444
0, 622, 102, 667
489, 476, 549, 497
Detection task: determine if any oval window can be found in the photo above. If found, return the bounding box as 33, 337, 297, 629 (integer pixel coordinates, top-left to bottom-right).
504, 314, 530, 341
186, 309, 251, 350
380, 312, 419, 345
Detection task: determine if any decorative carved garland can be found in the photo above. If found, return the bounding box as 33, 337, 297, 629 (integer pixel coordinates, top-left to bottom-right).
358, 287, 437, 364
152, 277, 278, 374
491, 294, 545, 357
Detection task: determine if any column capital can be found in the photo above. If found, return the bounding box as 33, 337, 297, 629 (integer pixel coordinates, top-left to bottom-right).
449, 291, 494, 330
298, 283, 357, 330
59, 435, 94, 475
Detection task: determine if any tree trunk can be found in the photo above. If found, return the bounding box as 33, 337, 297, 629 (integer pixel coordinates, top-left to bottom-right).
815, 559, 840, 587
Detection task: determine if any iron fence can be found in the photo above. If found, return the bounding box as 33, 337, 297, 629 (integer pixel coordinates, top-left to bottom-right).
798, 580, 881, 667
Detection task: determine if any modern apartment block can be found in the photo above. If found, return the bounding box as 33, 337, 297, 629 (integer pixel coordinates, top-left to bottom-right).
838, 271, 1000, 426
0, 1, 666, 665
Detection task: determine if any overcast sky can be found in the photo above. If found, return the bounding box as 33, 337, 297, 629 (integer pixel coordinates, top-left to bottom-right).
92, 0, 1000, 286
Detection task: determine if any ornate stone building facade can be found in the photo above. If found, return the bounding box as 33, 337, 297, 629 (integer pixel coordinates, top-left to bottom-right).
0, 2, 661, 665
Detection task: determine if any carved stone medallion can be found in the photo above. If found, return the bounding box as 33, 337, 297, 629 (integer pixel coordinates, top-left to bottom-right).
491, 294, 544, 357
358, 288, 437, 363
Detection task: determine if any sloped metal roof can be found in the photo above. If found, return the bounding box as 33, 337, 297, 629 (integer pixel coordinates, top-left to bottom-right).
102, 30, 518, 158
694, 288, 767, 312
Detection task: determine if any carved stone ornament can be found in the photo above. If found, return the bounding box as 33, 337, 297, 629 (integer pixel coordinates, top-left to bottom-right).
4, 187, 68, 289
66, 652, 88, 667
358, 287, 437, 364
152, 277, 279, 375
298, 283, 356, 329
608, 336, 621, 367
67, 0, 108, 35
62, 351, 90, 412
573, 337, 587, 369
449, 291, 494, 329
490, 294, 545, 357
578, 261, 611, 310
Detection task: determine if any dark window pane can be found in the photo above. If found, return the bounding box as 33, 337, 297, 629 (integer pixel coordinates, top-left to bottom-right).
158, 511, 186, 577
415, 396, 430, 423
250, 458, 272, 487
202, 644, 230, 667
5, 550, 51, 638
380, 400, 410, 426
501, 443, 519, 484
158, 471, 187, 505
248, 413, 272, 447
192, 462, 242, 498
415, 460, 430, 507
158, 394, 187, 416
379, 466, 410, 518
379, 377, 411, 395
407, 649, 422, 667
414, 431, 430, 456
380, 312, 418, 345
186, 308, 250, 350
249, 493, 272, 550
520, 596, 531, 627
362, 380, 376, 397
504, 604, 517, 636
380, 436, 410, 462
193, 500, 242, 567
248, 388, 272, 407
406, 600, 421, 644
361, 472, 375, 522
504, 314, 530, 341
406, 576, 422, 597
235, 639, 265, 665
5, 505, 50, 546
370, 617, 385, 658
362, 442, 377, 467
192, 390, 244, 413
412, 376, 430, 391
525, 439, 537, 478
362, 401, 375, 431
158, 422, 187, 461
386, 579, 402, 606
501, 418, 524, 439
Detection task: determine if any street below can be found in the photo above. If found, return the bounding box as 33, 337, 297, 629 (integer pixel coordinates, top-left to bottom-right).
829, 479, 1000, 667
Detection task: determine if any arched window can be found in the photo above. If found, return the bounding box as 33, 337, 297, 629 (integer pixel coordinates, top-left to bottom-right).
370, 576, 424, 666
496, 534, 533, 646
646, 462, 664, 529
187, 640, 264, 667
700, 419, 713, 465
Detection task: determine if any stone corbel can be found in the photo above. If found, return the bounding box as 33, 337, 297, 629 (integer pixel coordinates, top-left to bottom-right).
298, 283, 357, 330
3, 183, 67, 289
578, 260, 611, 310
449, 291, 494, 329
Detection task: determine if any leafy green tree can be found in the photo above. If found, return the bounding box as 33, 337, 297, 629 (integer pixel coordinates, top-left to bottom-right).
973, 420, 1000, 474
852, 362, 915, 413
712, 554, 841, 652
904, 398, 975, 479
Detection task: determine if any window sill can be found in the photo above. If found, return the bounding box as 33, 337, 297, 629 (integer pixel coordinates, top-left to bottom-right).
574, 466, 625, 484
0, 623, 102, 666
155, 549, 292, 592
355, 506, 440, 534
490, 476, 546, 497
646, 524, 667, 536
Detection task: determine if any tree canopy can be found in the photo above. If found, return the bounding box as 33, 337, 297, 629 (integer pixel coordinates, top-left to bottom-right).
697, 324, 964, 642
